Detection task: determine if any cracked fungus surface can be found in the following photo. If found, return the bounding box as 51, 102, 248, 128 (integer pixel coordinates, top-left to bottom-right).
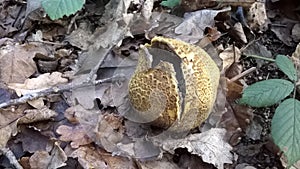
128, 36, 220, 130
129, 68, 180, 128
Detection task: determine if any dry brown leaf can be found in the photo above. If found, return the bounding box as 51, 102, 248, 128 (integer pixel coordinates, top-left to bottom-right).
64, 105, 100, 125
19, 156, 31, 169
61, 105, 104, 149
18, 126, 53, 153
0, 43, 48, 84
0, 106, 26, 149
218, 79, 254, 145
18, 106, 58, 124
145, 12, 183, 39
137, 156, 180, 169
153, 128, 233, 169
69, 145, 136, 169
247, 2, 269, 31
29, 142, 67, 169
0, 122, 18, 150
95, 113, 124, 152
8, 72, 68, 97
56, 125, 93, 148
174, 7, 231, 44
219, 45, 241, 70
233, 22, 247, 43
65, 24, 92, 50
292, 23, 300, 42
270, 19, 295, 47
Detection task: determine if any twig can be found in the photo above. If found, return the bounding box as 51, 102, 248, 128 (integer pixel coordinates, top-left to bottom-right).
27, 40, 66, 46
0, 148, 23, 169
67, 13, 79, 34
87, 46, 114, 82
229, 67, 257, 83
0, 75, 125, 108
245, 54, 275, 62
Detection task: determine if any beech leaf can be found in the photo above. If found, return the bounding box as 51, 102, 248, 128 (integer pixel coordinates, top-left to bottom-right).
275, 55, 298, 81
239, 79, 294, 107
271, 98, 300, 166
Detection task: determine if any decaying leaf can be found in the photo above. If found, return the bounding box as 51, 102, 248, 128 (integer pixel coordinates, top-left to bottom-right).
154, 128, 233, 169
29, 142, 67, 169
95, 113, 124, 152
0, 106, 26, 149
56, 125, 93, 148
18, 106, 58, 124
64, 105, 100, 124
292, 24, 300, 42
271, 19, 295, 47
247, 2, 269, 31
219, 45, 241, 70
174, 7, 231, 43
0, 43, 48, 84
8, 72, 68, 96
232, 22, 247, 44
60, 105, 102, 148
137, 155, 180, 169
68, 145, 136, 169
18, 126, 53, 153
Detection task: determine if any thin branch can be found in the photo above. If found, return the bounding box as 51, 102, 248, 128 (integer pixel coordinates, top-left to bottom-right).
229, 67, 257, 83
0, 75, 125, 108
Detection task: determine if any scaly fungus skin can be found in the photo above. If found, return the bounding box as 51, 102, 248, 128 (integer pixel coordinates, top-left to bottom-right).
128, 36, 220, 131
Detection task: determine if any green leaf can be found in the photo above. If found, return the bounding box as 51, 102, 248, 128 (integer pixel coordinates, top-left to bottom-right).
239, 79, 294, 107
271, 98, 300, 166
41, 0, 85, 20
160, 0, 180, 8
275, 55, 298, 81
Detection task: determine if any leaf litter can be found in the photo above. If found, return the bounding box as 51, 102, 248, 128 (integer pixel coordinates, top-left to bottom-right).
0, 0, 298, 168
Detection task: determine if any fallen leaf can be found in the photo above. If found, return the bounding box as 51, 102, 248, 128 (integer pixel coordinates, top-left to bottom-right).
29, 142, 67, 169
247, 2, 269, 31
271, 20, 295, 46
68, 145, 136, 169
145, 12, 183, 39
292, 23, 300, 42
63, 105, 100, 124
18, 106, 58, 124
232, 22, 247, 44
8, 72, 68, 97
153, 128, 233, 169
95, 113, 124, 152
242, 41, 273, 68
0, 106, 25, 149
65, 23, 92, 50
0, 43, 48, 84
57, 125, 93, 149
174, 7, 231, 43
137, 155, 180, 169
17, 126, 53, 153
219, 45, 241, 70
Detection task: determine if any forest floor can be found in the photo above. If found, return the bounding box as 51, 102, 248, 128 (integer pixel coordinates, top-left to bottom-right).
0, 0, 300, 168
